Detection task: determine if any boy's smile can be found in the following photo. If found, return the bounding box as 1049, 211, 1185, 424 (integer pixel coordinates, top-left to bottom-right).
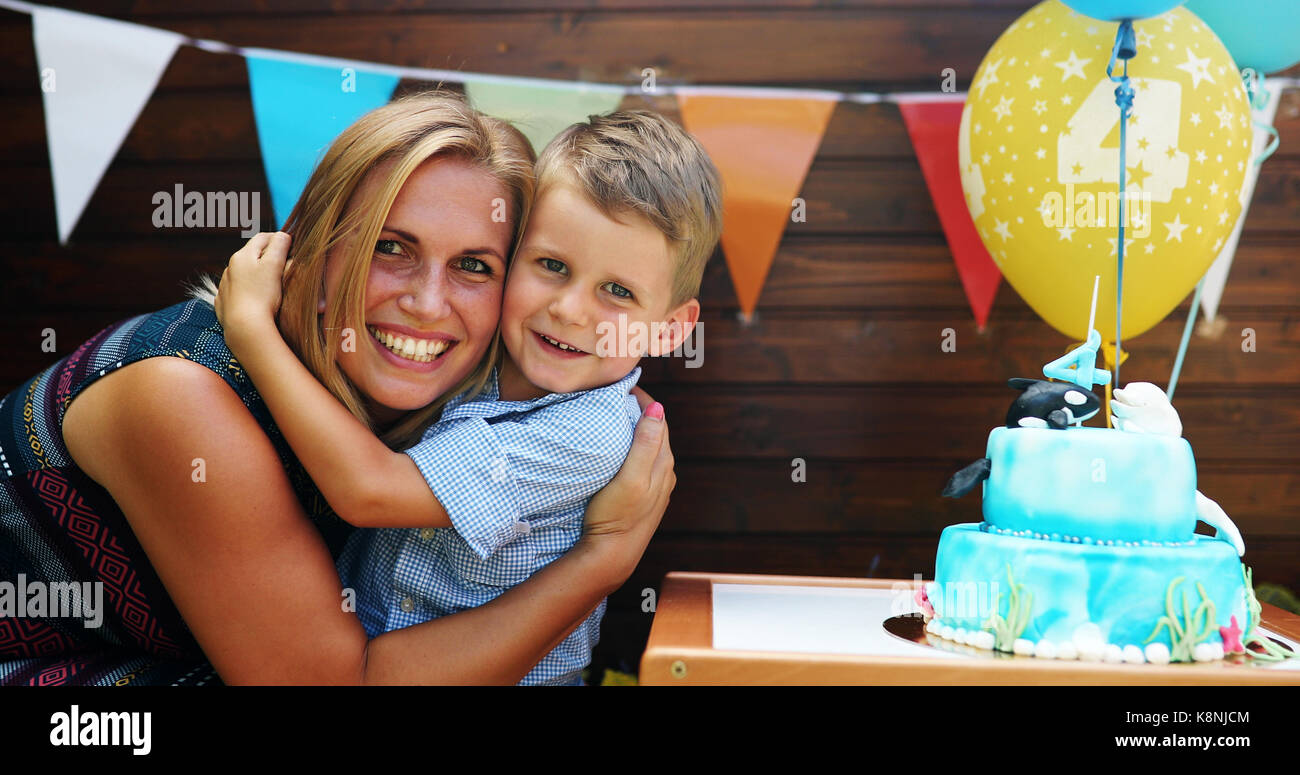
499, 181, 697, 399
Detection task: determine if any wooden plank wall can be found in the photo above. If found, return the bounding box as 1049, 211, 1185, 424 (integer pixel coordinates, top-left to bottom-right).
2, 1, 1296, 676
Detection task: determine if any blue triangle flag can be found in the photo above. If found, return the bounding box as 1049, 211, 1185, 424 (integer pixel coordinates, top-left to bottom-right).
246, 56, 399, 227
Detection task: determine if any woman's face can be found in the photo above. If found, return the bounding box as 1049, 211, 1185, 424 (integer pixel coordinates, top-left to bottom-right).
322, 156, 512, 425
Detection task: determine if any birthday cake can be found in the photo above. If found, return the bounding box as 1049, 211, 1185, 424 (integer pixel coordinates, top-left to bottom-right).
920, 336, 1292, 665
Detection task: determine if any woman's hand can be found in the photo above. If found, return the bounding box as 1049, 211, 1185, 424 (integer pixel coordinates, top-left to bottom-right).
579, 392, 675, 587
214, 232, 293, 348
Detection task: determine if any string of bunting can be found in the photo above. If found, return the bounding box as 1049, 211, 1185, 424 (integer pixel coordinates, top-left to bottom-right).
2, 0, 1296, 326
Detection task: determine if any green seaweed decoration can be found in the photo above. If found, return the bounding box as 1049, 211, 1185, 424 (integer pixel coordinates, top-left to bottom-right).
1143, 576, 1216, 662
982, 564, 1033, 652
1240, 565, 1299, 663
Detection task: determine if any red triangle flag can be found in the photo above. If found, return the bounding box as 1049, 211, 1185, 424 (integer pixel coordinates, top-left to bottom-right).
897, 98, 1001, 330
678, 94, 835, 320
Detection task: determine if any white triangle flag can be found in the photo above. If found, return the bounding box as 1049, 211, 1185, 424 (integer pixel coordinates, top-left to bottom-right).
32, 6, 182, 243
1199, 79, 1283, 322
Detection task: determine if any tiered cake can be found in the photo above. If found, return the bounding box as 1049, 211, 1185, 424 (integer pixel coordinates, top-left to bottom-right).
920, 340, 1290, 664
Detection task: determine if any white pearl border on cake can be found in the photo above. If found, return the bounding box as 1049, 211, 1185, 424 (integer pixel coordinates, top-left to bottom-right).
921, 615, 1227, 664
977, 521, 1196, 547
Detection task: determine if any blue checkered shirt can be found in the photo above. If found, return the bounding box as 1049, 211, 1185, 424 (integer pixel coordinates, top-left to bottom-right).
335, 366, 643, 685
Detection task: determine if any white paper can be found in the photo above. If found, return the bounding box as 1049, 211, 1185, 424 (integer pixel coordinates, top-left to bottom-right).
711, 582, 963, 659
33, 7, 182, 243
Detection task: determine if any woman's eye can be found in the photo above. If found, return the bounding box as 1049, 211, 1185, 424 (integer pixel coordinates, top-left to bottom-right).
375, 239, 406, 257
456, 256, 491, 274
602, 281, 633, 299
540, 258, 567, 274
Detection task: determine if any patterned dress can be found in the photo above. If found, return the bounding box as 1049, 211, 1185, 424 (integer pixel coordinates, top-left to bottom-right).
0, 300, 353, 686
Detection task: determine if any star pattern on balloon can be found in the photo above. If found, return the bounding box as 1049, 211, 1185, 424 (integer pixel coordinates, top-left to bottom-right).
1054, 50, 1091, 82
1175, 48, 1215, 90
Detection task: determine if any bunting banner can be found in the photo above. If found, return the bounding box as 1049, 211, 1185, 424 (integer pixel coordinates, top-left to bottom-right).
1198, 79, 1283, 323
897, 96, 1001, 330
32, 5, 181, 244
464, 80, 625, 154
246, 56, 400, 228
7, 0, 1299, 326
678, 93, 835, 320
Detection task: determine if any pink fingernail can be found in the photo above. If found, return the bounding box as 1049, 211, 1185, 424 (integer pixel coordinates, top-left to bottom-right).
645, 402, 664, 420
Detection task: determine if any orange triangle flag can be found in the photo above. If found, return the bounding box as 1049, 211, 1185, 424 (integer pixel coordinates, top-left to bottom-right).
678, 95, 835, 320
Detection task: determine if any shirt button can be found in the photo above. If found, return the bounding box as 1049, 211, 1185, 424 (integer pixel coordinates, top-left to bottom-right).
419, 528, 435, 541
399, 597, 414, 613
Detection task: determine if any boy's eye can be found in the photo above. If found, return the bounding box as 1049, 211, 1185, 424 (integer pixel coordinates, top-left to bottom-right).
456, 256, 492, 274
375, 239, 406, 256
540, 257, 567, 275
602, 281, 633, 300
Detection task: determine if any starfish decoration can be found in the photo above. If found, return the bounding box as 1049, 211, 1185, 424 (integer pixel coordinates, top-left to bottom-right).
915, 585, 935, 619
1220, 616, 1244, 654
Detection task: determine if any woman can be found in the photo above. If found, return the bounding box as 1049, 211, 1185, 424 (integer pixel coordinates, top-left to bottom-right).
0, 91, 673, 685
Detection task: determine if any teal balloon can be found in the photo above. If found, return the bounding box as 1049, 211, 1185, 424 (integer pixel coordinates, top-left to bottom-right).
1185, 0, 1300, 74
1060, 0, 1184, 21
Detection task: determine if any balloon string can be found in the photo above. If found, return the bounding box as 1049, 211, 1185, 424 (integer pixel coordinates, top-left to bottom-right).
1105, 371, 1115, 429
1107, 21, 1136, 390
1243, 70, 1281, 166
1168, 277, 1204, 402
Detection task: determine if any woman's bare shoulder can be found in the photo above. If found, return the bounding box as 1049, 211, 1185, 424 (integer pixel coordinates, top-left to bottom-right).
63, 355, 275, 484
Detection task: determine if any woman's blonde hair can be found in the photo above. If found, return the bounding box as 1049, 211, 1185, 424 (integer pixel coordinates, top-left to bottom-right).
194, 90, 535, 450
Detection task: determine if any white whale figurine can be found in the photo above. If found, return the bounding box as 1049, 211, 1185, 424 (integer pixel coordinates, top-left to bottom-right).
1110, 382, 1245, 557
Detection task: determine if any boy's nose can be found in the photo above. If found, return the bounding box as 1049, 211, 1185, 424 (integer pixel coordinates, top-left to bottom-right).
547, 288, 589, 328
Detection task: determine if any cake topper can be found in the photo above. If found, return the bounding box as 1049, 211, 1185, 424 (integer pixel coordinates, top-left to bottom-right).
1042, 276, 1112, 393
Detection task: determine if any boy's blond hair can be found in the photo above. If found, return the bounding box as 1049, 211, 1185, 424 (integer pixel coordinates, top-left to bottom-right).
534, 110, 722, 307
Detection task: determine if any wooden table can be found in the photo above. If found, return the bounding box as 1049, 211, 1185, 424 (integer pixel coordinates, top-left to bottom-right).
640, 572, 1300, 685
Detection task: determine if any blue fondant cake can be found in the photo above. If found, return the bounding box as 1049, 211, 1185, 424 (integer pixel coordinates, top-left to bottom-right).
983, 426, 1197, 545
926, 375, 1290, 664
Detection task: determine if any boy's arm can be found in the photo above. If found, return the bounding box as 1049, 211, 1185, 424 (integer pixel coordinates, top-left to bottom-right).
415, 390, 637, 560
228, 322, 450, 529
213, 233, 449, 529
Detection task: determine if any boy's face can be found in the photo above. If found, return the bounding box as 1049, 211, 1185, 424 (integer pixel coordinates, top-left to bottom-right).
502, 181, 695, 395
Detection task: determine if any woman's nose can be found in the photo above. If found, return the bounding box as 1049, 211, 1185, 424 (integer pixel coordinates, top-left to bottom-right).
398, 268, 453, 322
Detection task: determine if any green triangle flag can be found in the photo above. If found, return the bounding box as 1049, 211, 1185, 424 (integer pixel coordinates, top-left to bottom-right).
464, 80, 625, 154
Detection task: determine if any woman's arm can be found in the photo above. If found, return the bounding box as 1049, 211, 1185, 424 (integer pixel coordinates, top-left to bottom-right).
214, 232, 448, 529
63, 356, 670, 684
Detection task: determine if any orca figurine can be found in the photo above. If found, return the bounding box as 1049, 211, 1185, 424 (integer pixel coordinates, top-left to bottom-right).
941, 457, 991, 498
1005, 378, 1100, 430
942, 379, 1102, 498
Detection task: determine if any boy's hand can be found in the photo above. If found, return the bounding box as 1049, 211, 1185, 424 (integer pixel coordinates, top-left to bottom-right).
214, 232, 293, 345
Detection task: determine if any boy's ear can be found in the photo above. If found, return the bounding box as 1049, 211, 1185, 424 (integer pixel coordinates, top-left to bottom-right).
652, 297, 700, 357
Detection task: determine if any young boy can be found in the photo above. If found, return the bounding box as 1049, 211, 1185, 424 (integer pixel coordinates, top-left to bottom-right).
216, 111, 722, 685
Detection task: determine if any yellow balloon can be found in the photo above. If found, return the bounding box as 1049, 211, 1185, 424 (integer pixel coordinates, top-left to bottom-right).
960, 0, 1251, 342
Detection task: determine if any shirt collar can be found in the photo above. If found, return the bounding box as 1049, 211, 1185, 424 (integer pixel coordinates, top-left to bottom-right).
438, 366, 642, 423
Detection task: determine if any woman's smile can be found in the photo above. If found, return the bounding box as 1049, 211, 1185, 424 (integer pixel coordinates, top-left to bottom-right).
367, 324, 458, 366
